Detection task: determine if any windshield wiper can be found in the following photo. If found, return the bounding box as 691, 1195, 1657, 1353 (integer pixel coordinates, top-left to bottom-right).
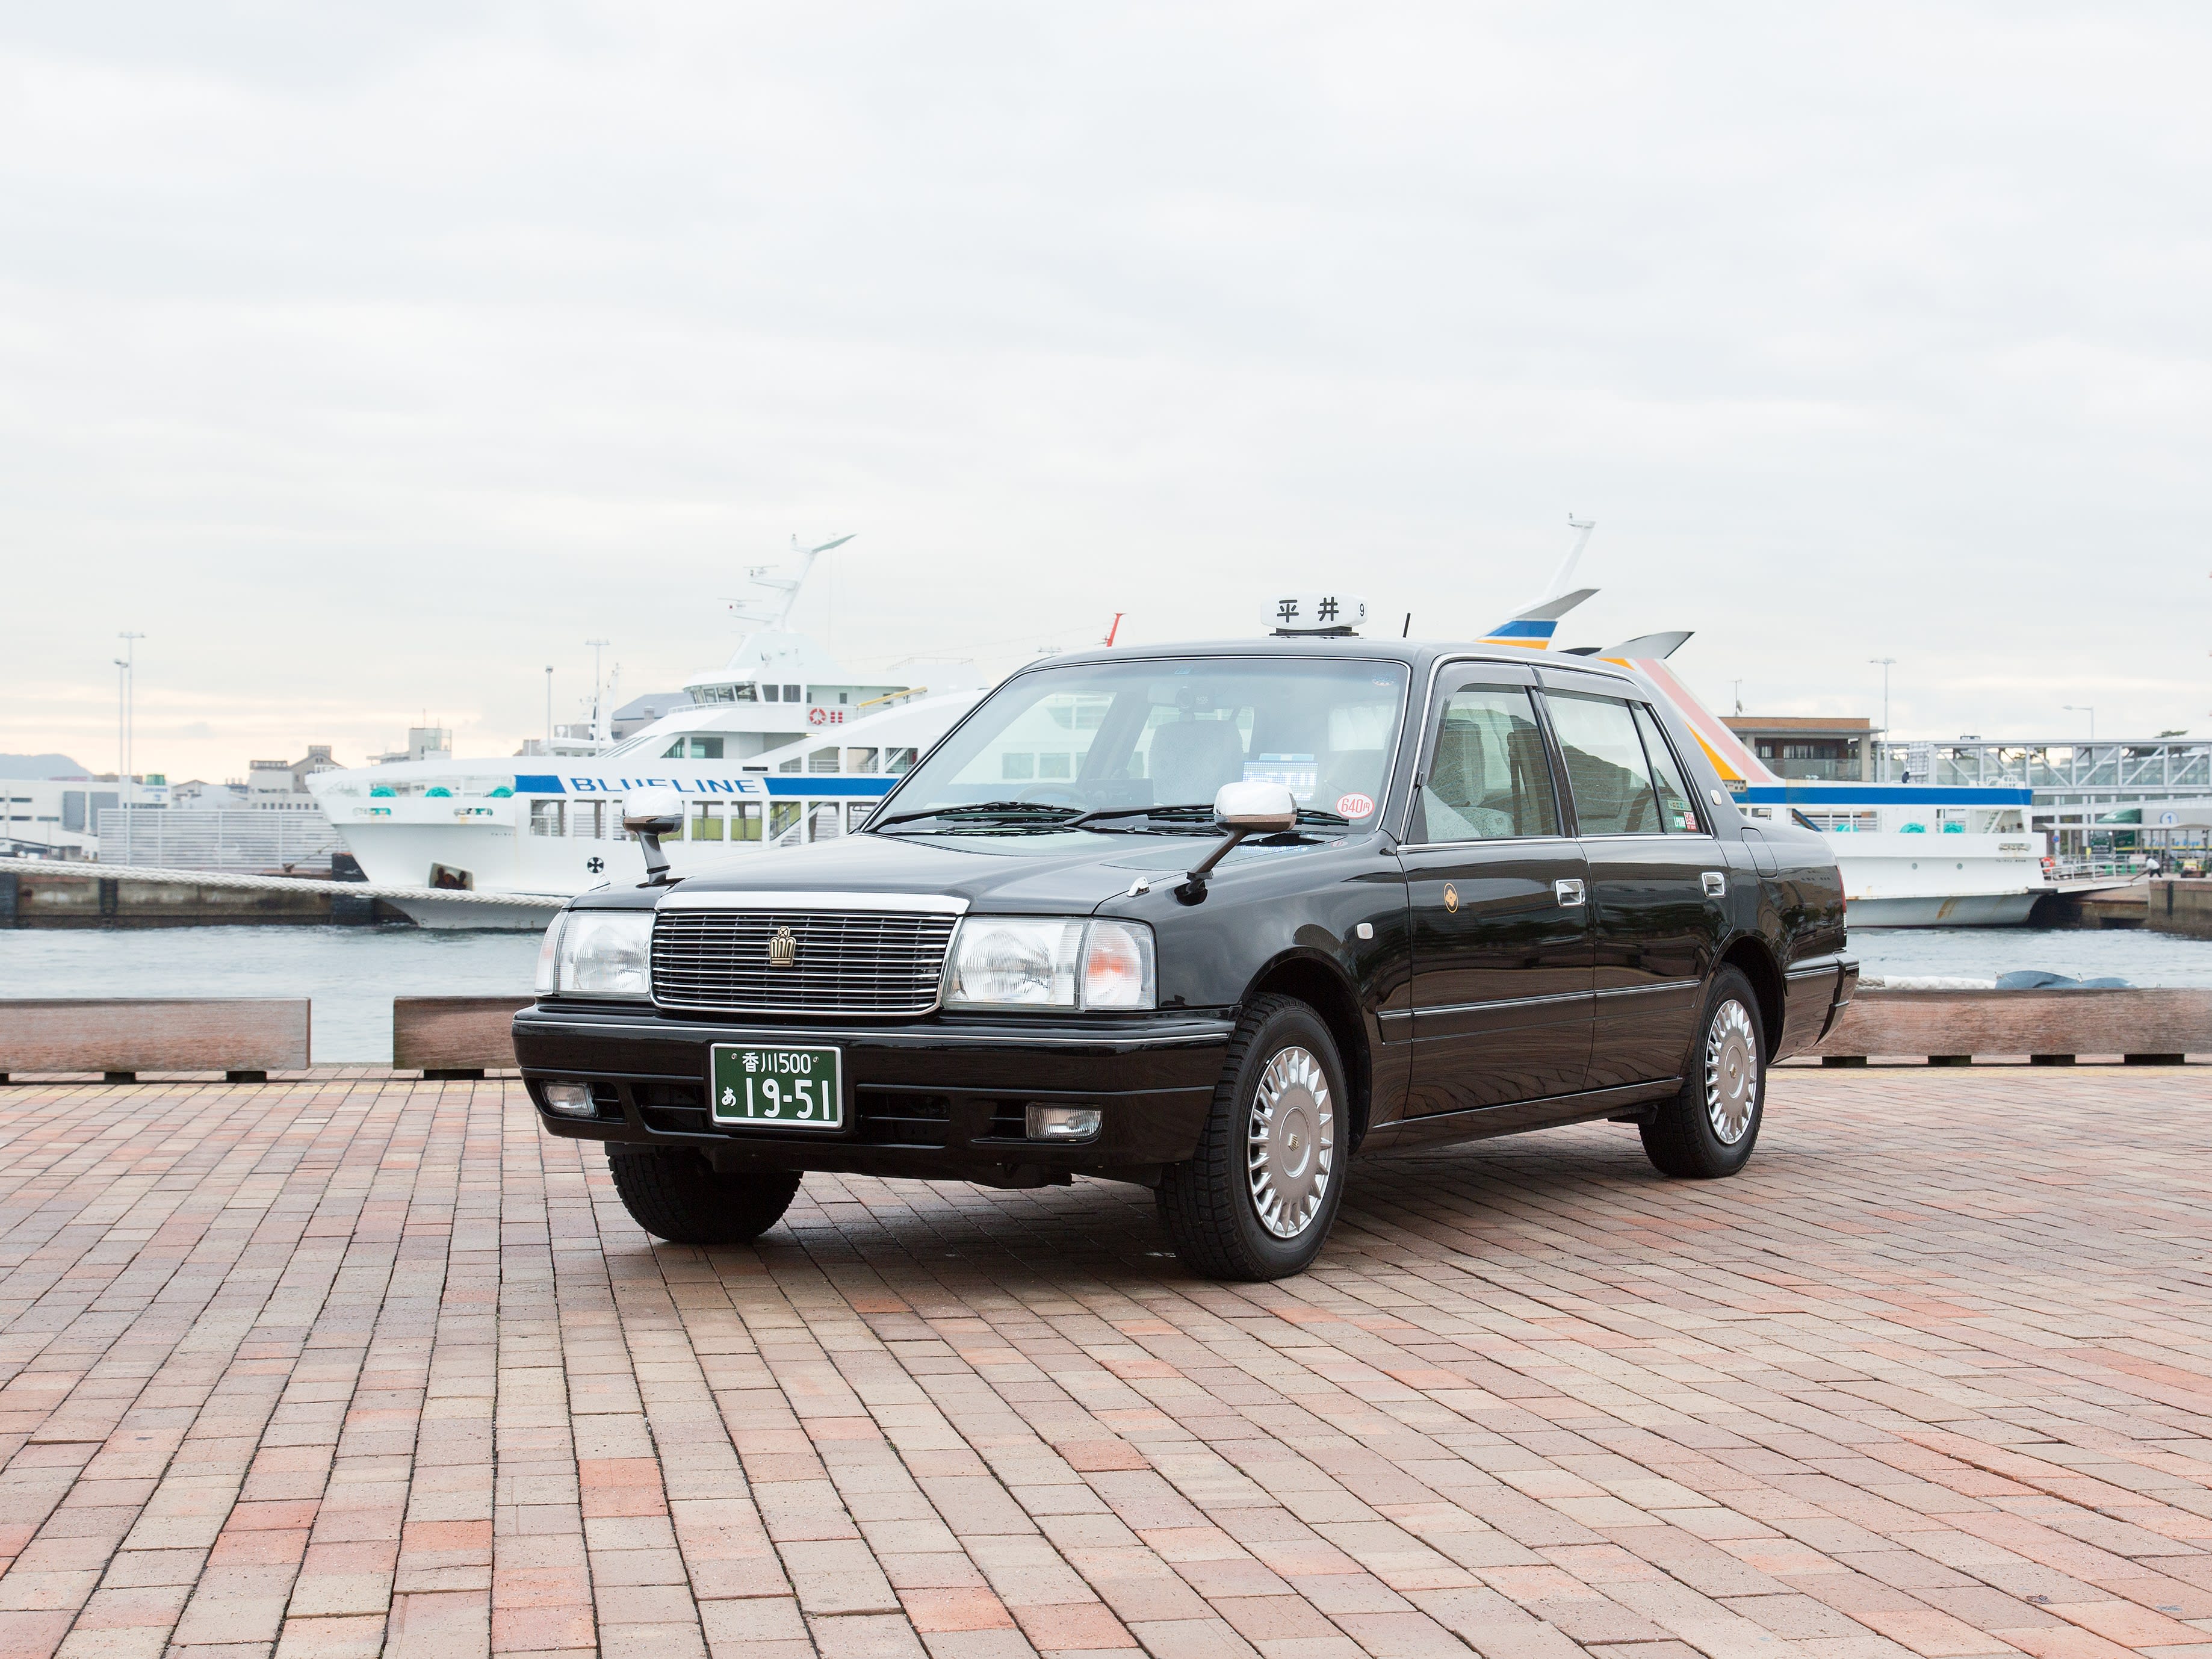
870, 801, 1082, 833
1065, 804, 1355, 834
1065, 803, 1215, 828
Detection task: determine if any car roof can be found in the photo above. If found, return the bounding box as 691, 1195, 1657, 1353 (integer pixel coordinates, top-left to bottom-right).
1024, 636, 1643, 687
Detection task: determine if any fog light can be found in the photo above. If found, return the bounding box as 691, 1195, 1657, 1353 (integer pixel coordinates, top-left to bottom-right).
1025, 1105, 1101, 1143
542, 1082, 595, 1117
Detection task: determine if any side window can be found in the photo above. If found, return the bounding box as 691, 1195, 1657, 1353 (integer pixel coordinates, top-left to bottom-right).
1417, 686, 1560, 842
1544, 692, 1664, 836
1632, 705, 1702, 834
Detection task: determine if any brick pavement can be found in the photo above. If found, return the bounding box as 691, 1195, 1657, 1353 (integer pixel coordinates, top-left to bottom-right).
0, 1066, 2205, 1658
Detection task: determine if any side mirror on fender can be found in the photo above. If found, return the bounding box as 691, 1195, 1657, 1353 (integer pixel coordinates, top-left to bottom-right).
1179, 781, 1300, 902
621, 787, 685, 838
1210, 780, 1297, 834
622, 787, 686, 885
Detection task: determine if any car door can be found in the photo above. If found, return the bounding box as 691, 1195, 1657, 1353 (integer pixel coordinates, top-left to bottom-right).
1399, 669, 1594, 1115
1538, 679, 1728, 1088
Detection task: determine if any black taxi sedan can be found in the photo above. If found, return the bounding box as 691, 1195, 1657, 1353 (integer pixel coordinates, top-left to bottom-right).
513, 639, 1856, 1280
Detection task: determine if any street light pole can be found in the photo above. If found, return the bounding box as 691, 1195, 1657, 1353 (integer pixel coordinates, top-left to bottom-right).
585, 639, 610, 746
1868, 658, 1896, 775
545, 666, 554, 750
2064, 704, 2095, 742
1868, 658, 1897, 736
116, 632, 145, 797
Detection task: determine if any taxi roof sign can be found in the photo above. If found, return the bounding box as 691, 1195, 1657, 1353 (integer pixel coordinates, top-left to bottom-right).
1269, 593, 1366, 636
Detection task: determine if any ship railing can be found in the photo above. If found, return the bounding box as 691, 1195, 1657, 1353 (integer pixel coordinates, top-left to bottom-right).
856, 686, 928, 712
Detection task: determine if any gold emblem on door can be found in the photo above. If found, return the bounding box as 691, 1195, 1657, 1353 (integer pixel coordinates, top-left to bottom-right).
1443, 883, 1459, 913
767, 926, 798, 967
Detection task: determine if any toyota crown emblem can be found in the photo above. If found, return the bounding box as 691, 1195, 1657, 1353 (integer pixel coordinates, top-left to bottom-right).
767, 925, 798, 967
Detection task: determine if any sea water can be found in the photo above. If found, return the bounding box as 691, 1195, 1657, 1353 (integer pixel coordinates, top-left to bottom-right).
1848, 926, 2212, 989
2, 922, 2208, 1064
0, 925, 541, 1064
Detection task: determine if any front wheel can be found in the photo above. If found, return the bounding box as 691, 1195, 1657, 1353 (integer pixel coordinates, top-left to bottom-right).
1158, 995, 1349, 1280
606, 1147, 801, 1245
1641, 967, 1765, 1179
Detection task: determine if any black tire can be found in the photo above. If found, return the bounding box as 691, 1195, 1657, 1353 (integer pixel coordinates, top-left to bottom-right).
1158, 995, 1349, 1281
606, 1147, 801, 1245
1641, 967, 1765, 1179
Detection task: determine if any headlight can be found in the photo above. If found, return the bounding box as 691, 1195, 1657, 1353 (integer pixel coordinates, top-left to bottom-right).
539, 910, 654, 999
943, 917, 1154, 1011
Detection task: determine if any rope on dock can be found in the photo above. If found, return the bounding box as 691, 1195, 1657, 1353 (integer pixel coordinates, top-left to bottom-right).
0, 855, 563, 909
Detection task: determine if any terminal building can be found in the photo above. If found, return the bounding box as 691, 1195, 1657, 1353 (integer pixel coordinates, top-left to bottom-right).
1721, 716, 1876, 783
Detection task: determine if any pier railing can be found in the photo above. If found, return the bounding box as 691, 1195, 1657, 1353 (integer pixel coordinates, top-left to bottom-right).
2045, 855, 2151, 881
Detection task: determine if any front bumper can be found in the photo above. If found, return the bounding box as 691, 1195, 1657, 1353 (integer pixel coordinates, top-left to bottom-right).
512, 1001, 1235, 1188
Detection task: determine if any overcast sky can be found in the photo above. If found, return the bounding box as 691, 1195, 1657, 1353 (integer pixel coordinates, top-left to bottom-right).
3, 1, 2208, 780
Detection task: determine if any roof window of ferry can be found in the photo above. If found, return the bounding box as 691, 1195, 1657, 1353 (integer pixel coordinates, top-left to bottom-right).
785, 684, 802, 701
763, 685, 780, 701
878, 657, 1410, 832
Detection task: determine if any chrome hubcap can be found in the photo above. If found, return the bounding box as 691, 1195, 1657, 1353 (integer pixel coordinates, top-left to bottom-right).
1705, 999, 1758, 1144
1248, 1046, 1336, 1239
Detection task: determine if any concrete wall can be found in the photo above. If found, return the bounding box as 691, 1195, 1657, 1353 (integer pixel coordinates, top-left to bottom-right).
2145, 878, 2212, 939
2, 869, 404, 927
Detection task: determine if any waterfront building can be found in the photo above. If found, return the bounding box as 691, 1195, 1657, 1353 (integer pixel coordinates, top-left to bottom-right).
96, 745, 344, 873
1721, 716, 1874, 782
4, 773, 167, 859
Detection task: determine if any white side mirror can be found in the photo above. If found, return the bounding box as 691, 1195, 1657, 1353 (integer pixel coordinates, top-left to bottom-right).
1179, 781, 1300, 902
621, 787, 686, 838
622, 787, 686, 886
1212, 780, 1297, 834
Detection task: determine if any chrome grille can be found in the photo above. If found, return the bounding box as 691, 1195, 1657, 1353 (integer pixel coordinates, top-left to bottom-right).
652, 908, 958, 1016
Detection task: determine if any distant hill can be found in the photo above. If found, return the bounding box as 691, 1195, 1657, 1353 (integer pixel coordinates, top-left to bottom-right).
0, 754, 92, 780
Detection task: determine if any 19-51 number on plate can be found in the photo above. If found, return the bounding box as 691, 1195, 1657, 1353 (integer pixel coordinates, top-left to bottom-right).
709, 1044, 843, 1130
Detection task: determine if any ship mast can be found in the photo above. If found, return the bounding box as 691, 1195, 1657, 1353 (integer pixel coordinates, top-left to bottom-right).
726, 533, 856, 633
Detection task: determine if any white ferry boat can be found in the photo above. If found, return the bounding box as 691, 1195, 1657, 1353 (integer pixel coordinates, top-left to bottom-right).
312, 519, 2050, 931
1612, 650, 2046, 926
308, 541, 990, 926
1476, 519, 2051, 926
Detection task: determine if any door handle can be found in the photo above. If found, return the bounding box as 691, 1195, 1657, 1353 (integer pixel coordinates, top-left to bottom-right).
1554, 878, 1585, 906
1703, 871, 1727, 898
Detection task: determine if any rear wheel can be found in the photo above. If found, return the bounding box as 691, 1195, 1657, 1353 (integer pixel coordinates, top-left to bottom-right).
1158, 995, 1348, 1280
1641, 967, 1765, 1179
607, 1147, 801, 1245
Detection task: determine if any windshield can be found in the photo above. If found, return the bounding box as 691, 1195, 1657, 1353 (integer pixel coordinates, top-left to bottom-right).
876, 656, 1410, 831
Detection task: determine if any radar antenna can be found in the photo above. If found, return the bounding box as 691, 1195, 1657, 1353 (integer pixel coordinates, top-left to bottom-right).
722, 533, 855, 631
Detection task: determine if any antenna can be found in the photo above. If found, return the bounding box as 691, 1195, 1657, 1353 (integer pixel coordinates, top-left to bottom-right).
1102, 613, 1124, 647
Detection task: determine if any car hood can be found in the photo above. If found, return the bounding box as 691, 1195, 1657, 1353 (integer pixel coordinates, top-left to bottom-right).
658, 828, 1349, 916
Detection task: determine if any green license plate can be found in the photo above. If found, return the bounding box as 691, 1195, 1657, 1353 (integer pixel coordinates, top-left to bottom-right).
709, 1044, 844, 1130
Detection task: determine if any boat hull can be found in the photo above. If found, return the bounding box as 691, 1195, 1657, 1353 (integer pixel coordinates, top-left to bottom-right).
380, 894, 568, 931
1843, 891, 2043, 928
1826, 831, 2048, 928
